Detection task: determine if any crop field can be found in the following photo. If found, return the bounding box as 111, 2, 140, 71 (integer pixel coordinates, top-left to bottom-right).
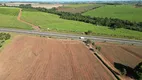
0, 35, 115, 80
64, 3, 95, 8
21, 10, 142, 40
83, 5, 142, 22
57, 4, 103, 13
0, 7, 32, 30
96, 42, 142, 68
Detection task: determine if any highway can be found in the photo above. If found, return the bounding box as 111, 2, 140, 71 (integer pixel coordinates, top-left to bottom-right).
0, 28, 142, 45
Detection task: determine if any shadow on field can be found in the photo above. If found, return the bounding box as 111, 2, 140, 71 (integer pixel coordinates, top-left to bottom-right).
114, 62, 137, 79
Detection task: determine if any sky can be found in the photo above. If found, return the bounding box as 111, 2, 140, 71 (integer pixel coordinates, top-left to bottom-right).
0, 0, 135, 2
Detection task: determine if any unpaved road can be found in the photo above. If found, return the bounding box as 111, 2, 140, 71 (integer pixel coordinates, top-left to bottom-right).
17, 9, 40, 31
0, 36, 115, 80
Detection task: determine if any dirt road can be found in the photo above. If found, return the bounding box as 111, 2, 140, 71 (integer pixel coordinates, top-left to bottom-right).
17, 9, 40, 31
0, 36, 115, 80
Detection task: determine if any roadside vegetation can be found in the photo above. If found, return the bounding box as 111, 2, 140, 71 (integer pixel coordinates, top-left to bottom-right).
0, 33, 11, 48
0, 7, 32, 30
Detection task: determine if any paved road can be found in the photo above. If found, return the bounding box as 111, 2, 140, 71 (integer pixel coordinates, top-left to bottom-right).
0, 28, 142, 45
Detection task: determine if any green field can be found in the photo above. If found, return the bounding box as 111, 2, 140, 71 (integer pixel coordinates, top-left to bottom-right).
58, 4, 103, 13
64, 3, 95, 8
0, 7, 32, 30
21, 10, 142, 40
83, 5, 142, 22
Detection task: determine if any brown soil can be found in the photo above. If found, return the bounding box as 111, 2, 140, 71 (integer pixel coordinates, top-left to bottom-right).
17, 9, 40, 31
0, 36, 115, 80
96, 42, 142, 68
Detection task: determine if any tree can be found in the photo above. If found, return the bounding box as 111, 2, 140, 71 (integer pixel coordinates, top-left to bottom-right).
3, 4, 6, 6
86, 39, 92, 44
92, 42, 95, 46
96, 46, 101, 51
85, 30, 92, 35
121, 68, 127, 75
134, 62, 142, 79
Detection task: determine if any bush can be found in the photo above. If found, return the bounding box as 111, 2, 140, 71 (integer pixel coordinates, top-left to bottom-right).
96, 46, 101, 51
0, 33, 11, 40
92, 42, 95, 46
134, 62, 142, 79
121, 68, 127, 75
86, 39, 92, 44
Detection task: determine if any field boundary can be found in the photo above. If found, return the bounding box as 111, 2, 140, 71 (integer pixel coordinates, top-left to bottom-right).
17, 9, 40, 31
94, 52, 121, 80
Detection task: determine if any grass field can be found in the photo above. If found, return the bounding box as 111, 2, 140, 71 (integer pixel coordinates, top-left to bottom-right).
57, 4, 103, 13
21, 10, 142, 40
83, 5, 142, 22
0, 7, 32, 30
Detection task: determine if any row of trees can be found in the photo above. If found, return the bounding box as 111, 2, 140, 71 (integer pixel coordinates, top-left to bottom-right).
17, 5, 142, 32
34, 7, 142, 32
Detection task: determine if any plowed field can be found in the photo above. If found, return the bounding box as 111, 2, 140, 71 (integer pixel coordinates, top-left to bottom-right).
96, 42, 142, 68
0, 36, 115, 80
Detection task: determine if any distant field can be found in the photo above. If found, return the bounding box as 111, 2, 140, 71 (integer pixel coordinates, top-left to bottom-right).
57, 4, 103, 13
83, 5, 142, 22
0, 7, 32, 30
64, 3, 95, 8
21, 10, 142, 40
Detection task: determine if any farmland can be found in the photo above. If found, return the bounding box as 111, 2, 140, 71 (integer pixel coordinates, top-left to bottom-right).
57, 3, 103, 13
21, 9, 142, 40
0, 7, 32, 30
96, 42, 142, 69
83, 5, 142, 22
0, 35, 115, 80
5, 3, 63, 9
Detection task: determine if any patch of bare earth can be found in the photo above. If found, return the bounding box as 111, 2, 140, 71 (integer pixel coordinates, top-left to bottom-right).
0, 36, 115, 80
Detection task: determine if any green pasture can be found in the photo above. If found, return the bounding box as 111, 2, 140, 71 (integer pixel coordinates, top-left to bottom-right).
0, 7, 32, 30
83, 5, 142, 22
21, 10, 142, 40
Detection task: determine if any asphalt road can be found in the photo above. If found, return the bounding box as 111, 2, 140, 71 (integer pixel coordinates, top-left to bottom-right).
0, 28, 142, 45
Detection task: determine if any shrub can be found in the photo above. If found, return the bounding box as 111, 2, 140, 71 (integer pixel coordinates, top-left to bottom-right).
92, 42, 95, 46
96, 46, 101, 51
86, 39, 92, 44
134, 62, 142, 79
85, 30, 92, 35
121, 68, 127, 75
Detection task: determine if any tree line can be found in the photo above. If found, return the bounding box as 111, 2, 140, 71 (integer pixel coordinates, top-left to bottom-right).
16, 5, 142, 32
35, 7, 142, 32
